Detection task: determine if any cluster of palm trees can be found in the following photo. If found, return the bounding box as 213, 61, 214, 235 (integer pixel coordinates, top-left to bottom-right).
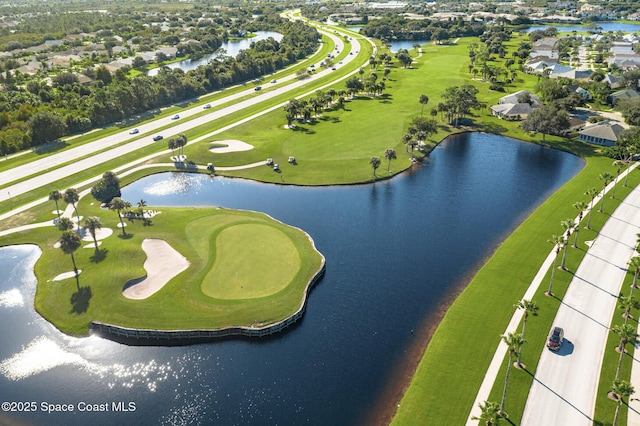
401, 116, 438, 160
369, 148, 397, 178
607, 244, 640, 425
474, 299, 538, 423
475, 160, 637, 424
50, 188, 85, 289
283, 89, 345, 127
353, 68, 386, 97
167, 133, 188, 159
50, 185, 151, 287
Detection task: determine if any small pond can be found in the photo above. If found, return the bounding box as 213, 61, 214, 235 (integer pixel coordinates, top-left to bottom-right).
147, 31, 283, 76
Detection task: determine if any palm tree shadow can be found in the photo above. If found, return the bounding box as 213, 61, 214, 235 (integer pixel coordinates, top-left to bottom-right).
118, 233, 134, 240
90, 248, 108, 263
70, 286, 92, 314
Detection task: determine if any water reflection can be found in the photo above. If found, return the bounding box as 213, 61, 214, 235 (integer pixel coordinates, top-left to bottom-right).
0, 133, 585, 425
147, 31, 283, 76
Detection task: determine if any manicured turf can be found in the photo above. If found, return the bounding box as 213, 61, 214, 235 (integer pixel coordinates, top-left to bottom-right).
201, 222, 301, 299
1, 207, 324, 336
1, 19, 636, 425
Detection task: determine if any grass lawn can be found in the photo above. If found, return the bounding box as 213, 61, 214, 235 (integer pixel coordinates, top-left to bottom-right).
201, 222, 301, 299
1, 20, 637, 424
1, 206, 324, 336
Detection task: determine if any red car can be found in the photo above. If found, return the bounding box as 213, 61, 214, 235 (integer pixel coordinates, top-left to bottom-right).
547, 326, 564, 351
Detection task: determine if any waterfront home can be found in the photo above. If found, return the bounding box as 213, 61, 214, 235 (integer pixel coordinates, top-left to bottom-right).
578, 120, 625, 146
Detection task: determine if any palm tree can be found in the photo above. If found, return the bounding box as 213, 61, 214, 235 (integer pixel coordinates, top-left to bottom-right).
572, 201, 588, 247
547, 235, 565, 296
369, 157, 381, 178
611, 160, 624, 199
177, 133, 188, 157
84, 216, 102, 251
402, 133, 413, 153
59, 230, 82, 289
137, 199, 147, 217
471, 400, 503, 425
585, 188, 599, 229
598, 172, 614, 212
500, 332, 525, 415
515, 299, 538, 368
63, 188, 80, 227
49, 190, 62, 219
611, 379, 635, 426
618, 295, 638, 322
168, 138, 177, 156
109, 197, 127, 235
560, 219, 575, 270
383, 149, 397, 172
57, 217, 74, 232
629, 256, 640, 298
612, 323, 638, 382
419, 94, 429, 116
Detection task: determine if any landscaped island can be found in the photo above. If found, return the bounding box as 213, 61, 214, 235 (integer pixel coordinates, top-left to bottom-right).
30, 207, 325, 338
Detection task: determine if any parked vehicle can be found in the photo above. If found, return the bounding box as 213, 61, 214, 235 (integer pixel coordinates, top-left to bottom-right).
547, 326, 564, 351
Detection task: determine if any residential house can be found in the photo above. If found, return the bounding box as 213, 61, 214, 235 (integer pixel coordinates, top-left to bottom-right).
550, 69, 592, 80
566, 117, 586, 133
572, 86, 593, 101
608, 88, 640, 106
499, 90, 542, 106
490, 102, 537, 120
490, 90, 541, 121
530, 38, 559, 60
602, 74, 623, 89
578, 120, 625, 146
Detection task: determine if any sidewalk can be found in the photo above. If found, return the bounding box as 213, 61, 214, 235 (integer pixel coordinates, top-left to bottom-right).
521, 183, 640, 425
466, 164, 639, 424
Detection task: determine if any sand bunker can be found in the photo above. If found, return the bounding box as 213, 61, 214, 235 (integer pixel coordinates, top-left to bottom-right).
53, 270, 81, 281
209, 140, 254, 153
82, 227, 113, 242
122, 239, 189, 300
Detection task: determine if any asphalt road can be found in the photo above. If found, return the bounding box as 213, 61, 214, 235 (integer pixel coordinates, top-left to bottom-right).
0, 29, 365, 204
521, 185, 640, 425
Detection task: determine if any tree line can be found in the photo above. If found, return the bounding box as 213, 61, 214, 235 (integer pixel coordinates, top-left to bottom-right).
0, 17, 318, 155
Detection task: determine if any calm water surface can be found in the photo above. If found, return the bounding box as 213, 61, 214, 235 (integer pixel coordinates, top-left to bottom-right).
522, 22, 640, 33
147, 31, 283, 76
0, 133, 584, 425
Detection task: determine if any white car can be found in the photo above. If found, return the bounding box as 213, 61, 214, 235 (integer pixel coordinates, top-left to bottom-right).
203, 104, 211, 109
129, 128, 139, 135
172, 114, 180, 120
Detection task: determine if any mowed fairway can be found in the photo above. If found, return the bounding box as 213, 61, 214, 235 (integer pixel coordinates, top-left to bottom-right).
202, 223, 301, 299
181, 41, 477, 185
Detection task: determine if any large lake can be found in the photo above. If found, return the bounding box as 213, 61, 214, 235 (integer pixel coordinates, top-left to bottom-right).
0, 132, 584, 425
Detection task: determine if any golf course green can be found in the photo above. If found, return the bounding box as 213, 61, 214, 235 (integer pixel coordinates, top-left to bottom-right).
18, 207, 325, 336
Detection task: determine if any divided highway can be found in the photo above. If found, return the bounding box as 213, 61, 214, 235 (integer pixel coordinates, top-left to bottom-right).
0, 27, 367, 206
